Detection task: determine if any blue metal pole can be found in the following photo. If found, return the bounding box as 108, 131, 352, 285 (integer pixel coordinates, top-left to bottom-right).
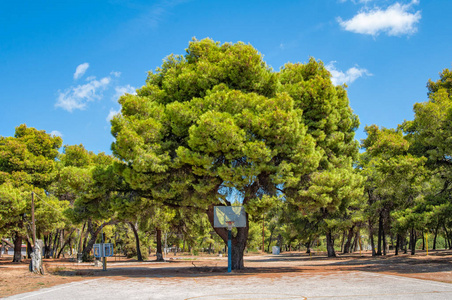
228, 229, 232, 273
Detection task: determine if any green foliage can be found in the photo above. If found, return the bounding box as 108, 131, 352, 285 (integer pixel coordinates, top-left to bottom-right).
0, 124, 62, 188
402, 68, 452, 166
361, 125, 428, 241
112, 39, 325, 211
0, 125, 68, 248
397, 67, 452, 247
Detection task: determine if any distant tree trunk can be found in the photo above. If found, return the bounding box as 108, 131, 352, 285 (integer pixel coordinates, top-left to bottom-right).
43, 233, 51, 258
376, 213, 383, 256
267, 228, 274, 253
382, 227, 387, 255
343, 226, 355, 254
12, 232, 23, 262
403, 234, 408, 254
422, 231, 425, 251
81, 219, 117, 258
340, 231, 346, 253
444, 225, 452, 250
277, 234, 282, 253
368, 220, 376, 256
27, 239, 33, 258
83, 229, 88, 251
395, 234, 400, 255
129, 222, 142, 261
78, 222, 86, 253
60, 229, 64, 257
156, 229, 164, 261
2, 238, 13, 257
52, 229, 60, 257
57, 228, 76, 258
326, 231, 336, 257
410, 227, 416, 255
352, 231, 360, 252
305, 241, 311, 254
433, 222, 439, 250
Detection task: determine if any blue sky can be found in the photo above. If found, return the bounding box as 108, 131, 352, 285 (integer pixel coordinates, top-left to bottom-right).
1, 0, 451, 154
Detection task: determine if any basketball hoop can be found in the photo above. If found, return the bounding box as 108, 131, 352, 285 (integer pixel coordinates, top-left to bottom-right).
213, 206, 245, 273
226, 221, 235, 231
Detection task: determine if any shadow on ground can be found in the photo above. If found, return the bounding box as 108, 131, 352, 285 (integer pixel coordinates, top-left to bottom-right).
43, 250, 452, 280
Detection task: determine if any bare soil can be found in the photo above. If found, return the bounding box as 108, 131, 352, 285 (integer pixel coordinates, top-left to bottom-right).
1, 250, 452, 298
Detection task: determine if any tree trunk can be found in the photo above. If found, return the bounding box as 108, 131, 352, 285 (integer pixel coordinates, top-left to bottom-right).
433, 222, 439, 250
444, 225, 452, 250
27, 239, 33, 259
43, 234, 51, 258
129, 222, 142, 261
207, 205, 249, 270
395, 234, 400, 256
78, 222, 86, 253
444, 225, 451, 249
57, 228, 76, 258
343, 226, 355, 254
340, 231, 346, 253
230, 228, 248, 269
376, 213, 383, 256
81, 219, 117, 258
277, 234, 282, 253
403, 235, 408, 254
422, 231, 425, 251
13, 232, 22, 262
382, 226, 387, 255
156, 229, 164, 261
1, 238, 14, 248
29, 240, 44, 274
352, 231, 359, 252
305, 241, 311, 254
266, 228, 274, 253
326, 231, 336, 257
410, 227, 416, 255
60, 229, 64, 257
368, 220, 376, 256
52, 229, 60, 258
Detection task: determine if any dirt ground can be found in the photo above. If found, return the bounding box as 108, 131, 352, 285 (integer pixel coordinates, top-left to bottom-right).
1, 250, 452, 298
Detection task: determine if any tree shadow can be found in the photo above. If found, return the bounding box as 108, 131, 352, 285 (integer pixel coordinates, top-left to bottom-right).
29, 250, 452, 279
49, 265, 305, 279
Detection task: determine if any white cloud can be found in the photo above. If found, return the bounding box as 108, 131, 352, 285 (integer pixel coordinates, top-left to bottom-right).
326, 62, 372, 85
56, 76, 111, 112
106, 108, 121, 122
338, 1, 421, 36
73, 63, 90, 80
111, 71, 121, 78
50, 130, 63, 137
113, 84, 137, 100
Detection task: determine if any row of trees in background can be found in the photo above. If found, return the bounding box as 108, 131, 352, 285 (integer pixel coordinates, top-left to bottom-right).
1, 39, 451, 270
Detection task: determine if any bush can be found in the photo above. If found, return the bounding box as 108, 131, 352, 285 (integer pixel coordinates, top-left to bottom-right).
123, 241, 149, 260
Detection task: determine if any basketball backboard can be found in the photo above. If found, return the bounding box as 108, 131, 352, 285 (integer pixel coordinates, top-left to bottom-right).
214, 206, 246, 228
